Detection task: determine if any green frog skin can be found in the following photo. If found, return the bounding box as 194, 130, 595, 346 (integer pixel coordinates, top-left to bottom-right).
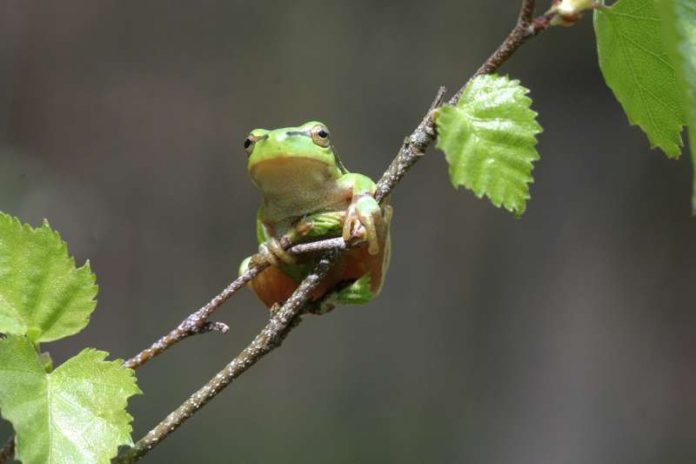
238, 121, 391, 312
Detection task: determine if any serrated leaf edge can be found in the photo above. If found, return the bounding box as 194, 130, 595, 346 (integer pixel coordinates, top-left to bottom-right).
435, 74, 542, 216
0, 212, 99, 343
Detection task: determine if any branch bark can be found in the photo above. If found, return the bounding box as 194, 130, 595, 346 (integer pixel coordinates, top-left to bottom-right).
123, 0, 554, 373
114, 251, 339, 463
453, 0, 552, 102
115, 85, 447, 462
114, 1, 557, 461
123, 236, 349, 370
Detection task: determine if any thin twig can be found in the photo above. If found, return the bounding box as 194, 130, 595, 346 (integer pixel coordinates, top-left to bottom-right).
114, 251, 339, 463
123, 260, 263, 370
116, 1, 557, 460
123, 236, 350, 370
374, 86, 447, 201
519, 0, 536, 25
115, 89, 450, 463
453, 0, 553, 102
473, 0, 538, 79
0, 437, 14, 464
123, 1, 554, 372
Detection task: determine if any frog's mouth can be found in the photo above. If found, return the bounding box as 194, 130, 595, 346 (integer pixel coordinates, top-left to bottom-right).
250, 156, 337, 195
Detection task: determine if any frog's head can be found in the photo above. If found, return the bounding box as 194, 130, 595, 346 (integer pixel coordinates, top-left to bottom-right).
244, 121, 346, 193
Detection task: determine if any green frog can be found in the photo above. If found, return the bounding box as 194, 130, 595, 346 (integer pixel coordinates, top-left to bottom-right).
238, 121, 391, 313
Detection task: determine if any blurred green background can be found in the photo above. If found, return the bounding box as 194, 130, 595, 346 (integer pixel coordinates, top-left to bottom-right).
1, 1, 695, 463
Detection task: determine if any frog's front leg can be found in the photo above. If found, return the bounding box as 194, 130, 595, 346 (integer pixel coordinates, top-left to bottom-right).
338, 173, 386, 255
249, 209, 298, 267
252, 210, 346, 268
255, 236, 295, 267
343, 195, 383, 255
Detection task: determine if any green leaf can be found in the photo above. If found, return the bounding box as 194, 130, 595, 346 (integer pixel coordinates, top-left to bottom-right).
656, 0, 696, 209
435, 74, 542, 215
0, 335, 141, 464
0, 212, 98, 343
594, 0, 686, 157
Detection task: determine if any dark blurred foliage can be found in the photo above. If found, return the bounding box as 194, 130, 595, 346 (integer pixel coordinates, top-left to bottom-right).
1, 1, 695, 463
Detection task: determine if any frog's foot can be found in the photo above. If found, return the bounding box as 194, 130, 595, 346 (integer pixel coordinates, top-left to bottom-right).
342, 194, 382, 255
304, 274, 373, 315
304, 298, 337, 316
252, 237, 296, 267
334, 274, 373, 305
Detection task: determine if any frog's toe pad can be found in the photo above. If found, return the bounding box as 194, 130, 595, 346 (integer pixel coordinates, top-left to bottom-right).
343, 195, 382, 255
255, 238, 295, 267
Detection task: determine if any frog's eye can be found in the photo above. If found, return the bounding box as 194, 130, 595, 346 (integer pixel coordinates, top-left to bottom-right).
310, 125, 330, 148
243, 135, 256, 155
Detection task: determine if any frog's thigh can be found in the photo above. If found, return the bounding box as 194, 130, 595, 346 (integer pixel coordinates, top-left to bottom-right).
240, 256, 299, 308
299, 210, 345, 238
307, 277, 372, 315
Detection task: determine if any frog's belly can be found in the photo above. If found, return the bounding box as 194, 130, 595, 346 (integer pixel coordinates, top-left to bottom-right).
249, 242, 387, 309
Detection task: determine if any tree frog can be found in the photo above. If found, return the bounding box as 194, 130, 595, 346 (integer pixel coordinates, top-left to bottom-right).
238, 121, 391, 313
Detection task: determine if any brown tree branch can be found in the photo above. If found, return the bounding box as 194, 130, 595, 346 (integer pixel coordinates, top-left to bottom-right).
115, 86, 449, 463
519, 0, 537, 25
374, 86, 447, 201
123, 0, 554, 373
453, 0, 552, 102
0, 240, 348, 464
114, 251, 339, 463
123, 236, 350, 370
114, 0, 558, 461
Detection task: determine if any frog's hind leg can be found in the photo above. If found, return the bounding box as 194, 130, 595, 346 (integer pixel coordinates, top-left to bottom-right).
306, 274, 373, 315
334, 273, 373, 304
239, 256, 300, 309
